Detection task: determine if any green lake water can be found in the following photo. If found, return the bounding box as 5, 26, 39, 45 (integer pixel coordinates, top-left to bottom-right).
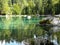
0, 15, 60, 45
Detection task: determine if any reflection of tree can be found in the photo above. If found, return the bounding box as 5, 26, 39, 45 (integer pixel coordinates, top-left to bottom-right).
39, 19, 53, 39
40, 19, 51, 31
0, 16, 48, 42
53, 32, 60, 44
0, 24, 44, 43
0, 17, 4, 30
0, 16, 43, 43
1, 16, 59, 43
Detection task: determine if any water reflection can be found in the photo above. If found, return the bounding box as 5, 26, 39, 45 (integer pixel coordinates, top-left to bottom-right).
0, 16, 60, 45
6, 40, 24, 45
51, 35, 58, 45
0, 40, 5, 45
0, 40, 25, 45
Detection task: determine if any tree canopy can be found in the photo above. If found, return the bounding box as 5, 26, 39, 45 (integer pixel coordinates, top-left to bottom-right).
0, 0, 60, 15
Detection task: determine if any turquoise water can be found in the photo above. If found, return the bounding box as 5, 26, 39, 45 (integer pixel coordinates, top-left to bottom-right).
0, 15, 60, 45
0, 16, 43, 45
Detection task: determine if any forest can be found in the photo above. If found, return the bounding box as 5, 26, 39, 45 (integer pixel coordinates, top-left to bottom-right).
0, 0, 60, 15
0, 0, 60, 45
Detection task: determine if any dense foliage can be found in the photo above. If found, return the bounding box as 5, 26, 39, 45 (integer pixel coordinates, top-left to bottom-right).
0, 0, 60, 15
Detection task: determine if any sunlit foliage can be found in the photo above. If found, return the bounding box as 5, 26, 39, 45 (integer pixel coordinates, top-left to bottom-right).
0, 0, 60, 15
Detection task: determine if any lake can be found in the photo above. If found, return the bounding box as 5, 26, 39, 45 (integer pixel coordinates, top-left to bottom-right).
0, 15, 60, 45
